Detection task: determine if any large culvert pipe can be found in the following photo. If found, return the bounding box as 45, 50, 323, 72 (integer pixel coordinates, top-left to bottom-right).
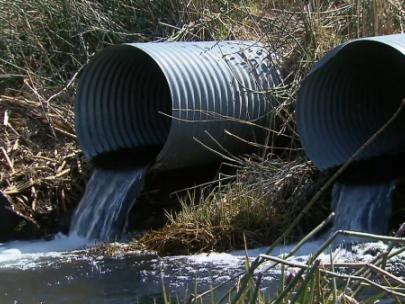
297, 34, 405, 170
75, 41, 279, 170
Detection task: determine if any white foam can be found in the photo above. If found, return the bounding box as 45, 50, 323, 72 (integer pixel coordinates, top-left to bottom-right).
180, 241, 393, 274
0, 231, 396, 275
0, 233, 90, 268
185, 252, 242, 266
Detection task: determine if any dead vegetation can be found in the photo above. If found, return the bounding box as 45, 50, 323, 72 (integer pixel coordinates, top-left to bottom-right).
0, 93, 86, 232
1, 0, 404, 240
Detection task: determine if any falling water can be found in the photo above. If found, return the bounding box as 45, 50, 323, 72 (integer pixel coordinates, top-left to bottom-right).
330, 181, 397, 234
69, 165, 149, 241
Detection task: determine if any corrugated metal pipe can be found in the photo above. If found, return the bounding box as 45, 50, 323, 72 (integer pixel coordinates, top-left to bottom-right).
297, 34, 405, 171
75, 41, 280, 170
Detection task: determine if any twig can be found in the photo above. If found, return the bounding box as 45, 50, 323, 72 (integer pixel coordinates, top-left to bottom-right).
1, 147, 14, 173
287, 212, 335, 258
323, 262, 405, 286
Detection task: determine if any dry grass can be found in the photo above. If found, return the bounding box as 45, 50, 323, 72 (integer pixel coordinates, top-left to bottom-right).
0, 94, 85, 227
1, 0, 404, 235
139, 159, 330, 255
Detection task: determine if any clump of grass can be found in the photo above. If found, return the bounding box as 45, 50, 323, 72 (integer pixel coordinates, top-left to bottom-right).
138, 158, 330, 255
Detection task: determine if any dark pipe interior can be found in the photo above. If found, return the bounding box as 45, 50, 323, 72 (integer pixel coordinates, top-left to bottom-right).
91, 147, 161, 170
338, 153, 405, 185
298, 40, 405, 170
128, 164, 224, 230
75, 45, 172, 160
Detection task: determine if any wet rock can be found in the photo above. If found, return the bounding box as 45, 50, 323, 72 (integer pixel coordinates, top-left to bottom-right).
0, 192, 40, 242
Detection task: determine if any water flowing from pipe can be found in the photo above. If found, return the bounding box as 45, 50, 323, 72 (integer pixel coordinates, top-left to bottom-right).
330, 181, 397, 235
69, 165, 149, 241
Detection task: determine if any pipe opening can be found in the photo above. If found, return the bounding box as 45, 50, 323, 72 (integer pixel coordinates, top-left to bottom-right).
297, 40, 405, 170
75, 45, 172, 160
